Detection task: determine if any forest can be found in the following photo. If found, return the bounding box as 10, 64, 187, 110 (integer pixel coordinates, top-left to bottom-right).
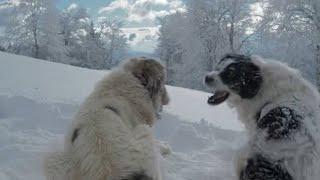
1, 0, 319, 91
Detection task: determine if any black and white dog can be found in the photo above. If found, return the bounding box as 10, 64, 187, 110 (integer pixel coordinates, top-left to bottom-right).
205, 54, 320, 180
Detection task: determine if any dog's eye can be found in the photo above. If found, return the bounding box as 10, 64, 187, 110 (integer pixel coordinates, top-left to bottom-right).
226, 68, 237, 77
227, 66, 236, 72
220, 64, 241, 82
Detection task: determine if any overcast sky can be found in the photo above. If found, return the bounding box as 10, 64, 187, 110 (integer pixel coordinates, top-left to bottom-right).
58, 0, 186, 53
0, 0, 186, 53
58, 0, 185, 28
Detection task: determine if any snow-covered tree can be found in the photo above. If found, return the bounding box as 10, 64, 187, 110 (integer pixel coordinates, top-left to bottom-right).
58, 6, 128, 69
58, 5, 106, 69
157, 0, 256, 90
58, 4, 91, 66
82, 22, 105, 69
99, 19, 128, 69
40, 0, 67, 62
245, 0, 319, 86
157, 14, 185, 85
187, 0, 228, 72
4, 0, 66, 61
4, 1, 38, 57
269, 0, 320, 88
59, 4, 91, 48
157, 12, 206, 89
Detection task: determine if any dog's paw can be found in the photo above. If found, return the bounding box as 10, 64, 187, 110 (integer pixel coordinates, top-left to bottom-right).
156, 140, 172, 157
257, 106, 301, 140
240, 154, 292, 180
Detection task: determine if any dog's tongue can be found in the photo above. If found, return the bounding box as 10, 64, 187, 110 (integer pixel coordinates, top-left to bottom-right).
207, 91, 229, 105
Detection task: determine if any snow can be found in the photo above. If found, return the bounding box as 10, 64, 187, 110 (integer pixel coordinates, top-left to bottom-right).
0, 52, 106, 103
0, 52, 244, 180
165, 87, 241, 130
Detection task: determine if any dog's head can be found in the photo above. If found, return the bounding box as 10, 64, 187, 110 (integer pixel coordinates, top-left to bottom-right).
123, 57, 170, 115
204, 54, 263, 105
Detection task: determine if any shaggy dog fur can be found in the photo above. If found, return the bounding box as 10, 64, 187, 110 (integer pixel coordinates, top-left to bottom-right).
44, 57, 169, 180
205, 54, 320, 180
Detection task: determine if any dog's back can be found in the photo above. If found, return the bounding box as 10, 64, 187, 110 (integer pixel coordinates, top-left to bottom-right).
44, 153, 154, 180
44, 58, 168, 180
44, 151, 76, 180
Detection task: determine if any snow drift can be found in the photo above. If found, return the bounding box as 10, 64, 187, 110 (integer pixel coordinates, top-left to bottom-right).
0, 52, 244, 180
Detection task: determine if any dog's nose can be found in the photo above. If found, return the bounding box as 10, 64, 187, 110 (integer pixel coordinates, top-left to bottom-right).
205, 75, 215, 84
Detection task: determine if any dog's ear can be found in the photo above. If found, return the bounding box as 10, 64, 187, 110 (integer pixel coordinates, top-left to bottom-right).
130, 59, 164, 98
135, 70, 160, 98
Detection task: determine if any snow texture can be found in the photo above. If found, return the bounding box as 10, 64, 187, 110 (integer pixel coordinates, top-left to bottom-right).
0, 52, 244, 180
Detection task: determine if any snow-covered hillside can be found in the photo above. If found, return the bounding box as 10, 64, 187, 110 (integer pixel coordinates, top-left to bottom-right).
0, 52, 244, 180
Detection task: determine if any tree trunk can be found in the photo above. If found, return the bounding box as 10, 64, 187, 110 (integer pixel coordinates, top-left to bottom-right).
316, 45, 320, 91
229, 0, 239, 53
33, 26, 39, 58
105, 33, 115, 69
165, 54, 170, 83
229, 20, 235, 53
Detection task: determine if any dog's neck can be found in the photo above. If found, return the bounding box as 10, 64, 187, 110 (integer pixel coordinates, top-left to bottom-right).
118, 75, 158, 127
92, 71, 158, 127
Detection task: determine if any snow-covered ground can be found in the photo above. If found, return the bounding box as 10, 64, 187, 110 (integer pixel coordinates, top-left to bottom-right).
0, 52, 245, 180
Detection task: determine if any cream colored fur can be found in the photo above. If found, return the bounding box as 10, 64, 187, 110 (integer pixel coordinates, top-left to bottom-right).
44, 58, 169, 180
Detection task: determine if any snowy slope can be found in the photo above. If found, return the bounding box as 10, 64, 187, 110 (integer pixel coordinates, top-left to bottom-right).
0, 52, 241, 130
0, 52, 244, 180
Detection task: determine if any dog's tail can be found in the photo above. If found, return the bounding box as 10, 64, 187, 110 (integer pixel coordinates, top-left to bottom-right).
43, 151, 75, 180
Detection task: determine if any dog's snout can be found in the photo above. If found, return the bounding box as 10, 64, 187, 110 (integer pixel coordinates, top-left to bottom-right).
205, 75, 215, 84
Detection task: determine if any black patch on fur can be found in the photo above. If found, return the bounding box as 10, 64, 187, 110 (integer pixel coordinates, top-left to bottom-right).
257, 107, 301, 140
219, 53, 251, 65
240, 154, 292, 180
105, 105, 119, 115
219, 61, 263, 99
71, 128, 79, 143
121, 172, 152, 180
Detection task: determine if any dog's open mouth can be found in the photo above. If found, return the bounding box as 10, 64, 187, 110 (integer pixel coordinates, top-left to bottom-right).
208, 91, 230, 105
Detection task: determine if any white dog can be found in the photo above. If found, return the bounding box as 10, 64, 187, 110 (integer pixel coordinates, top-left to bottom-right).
205, 54, 320, 180
44, 57, 169, 180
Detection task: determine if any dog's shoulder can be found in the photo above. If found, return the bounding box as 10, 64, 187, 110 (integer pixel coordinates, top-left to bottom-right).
257, 106, 302, 140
